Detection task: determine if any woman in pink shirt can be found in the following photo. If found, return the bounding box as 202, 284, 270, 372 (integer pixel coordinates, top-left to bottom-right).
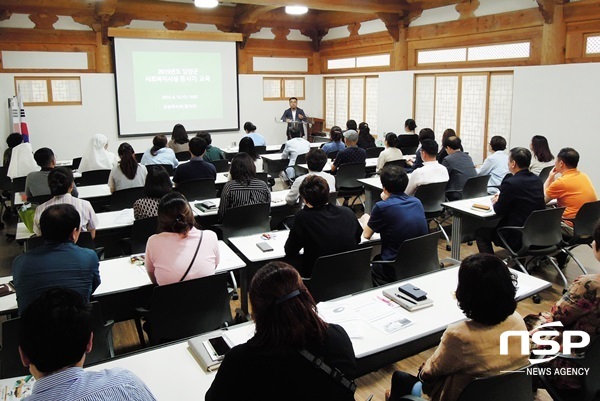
145, 192, 220, 285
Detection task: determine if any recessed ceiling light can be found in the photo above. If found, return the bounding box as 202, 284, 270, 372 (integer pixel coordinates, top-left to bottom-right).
285, 5, 308, 15
194, 0, 218, 8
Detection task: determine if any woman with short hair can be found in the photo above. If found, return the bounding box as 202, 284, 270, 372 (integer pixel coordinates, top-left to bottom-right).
108, 143, 147, 192
133, 166, 173, 220
141, 134, 179, 169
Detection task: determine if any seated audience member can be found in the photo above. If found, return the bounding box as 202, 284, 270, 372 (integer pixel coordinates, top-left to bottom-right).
285, 176, 362, 276
361, 165, 428, 284
218, 153, 270, 223
197, 131, 224, 162
13, 204, 100, 315
281, 126, 311, 182
321, 126, 346, 156
386, 254, 528, 401
477, 135, 509, 194
172, 137, 216, 185
405, 139, 449, 196
239, 136, 263, 172
475, 147, 545, 254
133, 166, 173, 220
436, 128, 462, 164
78, 134, 118, 173
286, 148, 335, 206
108, 143, 147, 193
243, 121, 266, 147
19, 288, 156, 401
529, 135, 554, 175
3, 132, 22, 167
141, 134, 179, 169
168, 123, 189, 153
25, 147, 79, 198
331, 129, 367, 173
33, 167, 98, 238
376, 133, 404, 173
525, 220, 600, 390
403, 118, 417, 135
206, 261, 356, 401
442, 136, 477, 201
145, 192, 219, 285
7, 139, 38, 179
346, 119, 358, 132
406, 128, 435, 171
357, 122, 376, 149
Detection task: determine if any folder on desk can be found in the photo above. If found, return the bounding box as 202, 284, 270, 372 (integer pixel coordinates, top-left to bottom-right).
383, 289, 433, 312
188, 337, 223, 372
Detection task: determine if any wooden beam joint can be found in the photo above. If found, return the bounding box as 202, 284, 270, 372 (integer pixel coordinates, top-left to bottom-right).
28, 13, 59, 30
378, 12, 400, 42
455, 0, 480, 20
300, 26, 329, 51
0, 10, 12, 22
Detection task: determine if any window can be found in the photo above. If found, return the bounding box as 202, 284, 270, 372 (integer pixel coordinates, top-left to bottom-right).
263, 77, 305, 101
327, 54, 390, 70
14, 77, 82, 106
417, 42, 530, 65
585, 35, 600, 55
324, 76, 378, 135
414, 72, 514, 164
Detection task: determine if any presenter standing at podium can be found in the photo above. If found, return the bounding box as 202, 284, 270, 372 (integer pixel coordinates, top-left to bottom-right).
281, 97, 308, 139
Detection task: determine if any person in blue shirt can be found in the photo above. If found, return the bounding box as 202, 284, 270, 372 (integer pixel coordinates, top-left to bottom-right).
141, 134, 179, 169
18, 288, 157, 401
243, 121, 266, 147
13, 204, 100, 315
321, 126, 345, 156
361, 165, 428, 285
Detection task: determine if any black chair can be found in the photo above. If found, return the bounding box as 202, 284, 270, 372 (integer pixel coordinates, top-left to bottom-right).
25, 231, 97, 252
11, 176, 26, 193
209, 159, 230, 173
134, 152, 144, 163
365, 147, 384, 158
560, 200, 600, 275
0, 166, 11, 227
134, 274, 232, 346
120, 216, 158, 255
213, 203, 271, 241
383, 159, 407, 169
292, 153, 308, 179
396, 135, 419, 155
176, 178, 217, 201
255, 145, 267, 155
27, 194, 52, 205
109, 187, 145, 211
538, 165, 553, 183
446, 174, 490, 201
255, 172, 274, 190
175, 151, 191, 161
335, 162, 366, 207
79, 169, 111, 186
146, 164, 174, 176
71, 156, 82, 170
303, 247, 373, 303
497, 207, 568, 290
374, 232, 442, 283
0, 301, 114, 379
326, 150, 339, 160
414, 181, 451, 251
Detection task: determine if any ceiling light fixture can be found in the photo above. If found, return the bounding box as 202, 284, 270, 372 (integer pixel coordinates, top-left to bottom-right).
194, 0, 218, 8
285, 5, 308, 15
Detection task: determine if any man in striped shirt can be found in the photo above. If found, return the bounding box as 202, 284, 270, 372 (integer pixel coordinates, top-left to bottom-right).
18, 288, 157, 401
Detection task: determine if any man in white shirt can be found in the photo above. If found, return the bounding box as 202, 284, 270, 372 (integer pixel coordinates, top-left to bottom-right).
477, 135, 509, 194
405, 139, 449, 196
286, 148, 336, 206
280, 126, 311, 184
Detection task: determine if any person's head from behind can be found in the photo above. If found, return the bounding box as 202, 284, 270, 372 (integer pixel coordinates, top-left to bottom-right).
144, 166, 172, 199
405, 119, 417, 132
288, 127, 301, 138
6, 133, 23, 149
420, 139, 438, 161
442, 128, 456, 144
508, 147, 531, 174
385, 132, 398, 148
117, 142, 138, 179
418, 128, 435, 144
299, 175, 329, 208
48, 167, 74, 196
306, 148, 327, 172
329, 126, 343, 142
343, 129, 358, 145
151, 134, 168, 156
358, 122, 370, 137
530, 135, 554, 163
243, 121, 257, 133
40, 204, 81, 243
92, 134, 108, 150
380, 165, 408, 195
19, 288, 92, 377
556, 147, 579, 171
117, 142, 135, 161
489, 135, 507, 152
196, 131, 212, 146
444, 136, 462, 153
157, 192, 196, 236
456, 254, 517, 325
33, 147, 55, 168
250, 261, 327, 349
346, 120, 357, 131
171, 124, 189, 144
239, 136, 258, 160
189, 137, 208, 158
593, 220, 600, 262
230, 152, 256, 185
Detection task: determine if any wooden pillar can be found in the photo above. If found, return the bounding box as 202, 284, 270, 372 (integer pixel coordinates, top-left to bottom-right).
540, 3, 566, 65
396, 26, 408, 70
94, 30, 112, 73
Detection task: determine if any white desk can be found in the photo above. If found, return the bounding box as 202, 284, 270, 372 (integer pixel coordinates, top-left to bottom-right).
190, 189, 290, 217
358, 177, 382, 212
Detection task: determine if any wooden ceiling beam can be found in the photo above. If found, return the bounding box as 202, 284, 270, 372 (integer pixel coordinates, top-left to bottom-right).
564, 0, 600, 22
225, 0, 410, 14
114, 0, 234, 26
0, 0, 95, 17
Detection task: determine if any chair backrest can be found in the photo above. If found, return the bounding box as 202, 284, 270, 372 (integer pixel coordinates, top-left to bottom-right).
256, 172, 269, 185
365, 147, 384, 158
460, 174, 490, 200
176, 178, 217, 201
518, 207, 566, 254
209, 159, 230, 173
175, 151, 191, 161
11, 176, 27, 193
109, 187, 145, 211
146, 164, 174, 176
28, 194, 52, 205
414, 181, 448, 214
220, 203, 271, 240
71, 157, 82, 170
294, 153, 307, 165
145, 274, 232, 345
80, 169, 111, 186
396, 135, 419, 155
457, 370, 533, 401
390, 232, 441, 281
134, 152, 144, 163
255, 145, 267, 155
335, 162, 366, 190
304, 247, 373, 303
538, 165, 553, 183
25, 231, 96, 252
129, 216, 159, 254
86, 301, 115, 364
570, 200, 600, 244
383, 159, 407, 169
326, 150, 339, 160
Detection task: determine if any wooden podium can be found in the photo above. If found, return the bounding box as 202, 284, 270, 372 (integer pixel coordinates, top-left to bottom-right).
308, 117, 325, 143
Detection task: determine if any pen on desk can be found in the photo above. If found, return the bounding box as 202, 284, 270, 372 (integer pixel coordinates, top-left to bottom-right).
377, 295, 393, 306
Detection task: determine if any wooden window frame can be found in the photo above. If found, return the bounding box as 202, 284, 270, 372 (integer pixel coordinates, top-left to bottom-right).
14, 76, 82, 106
584, 33, 600, 56
416, 41, 531, 67
262, 77, 305, 101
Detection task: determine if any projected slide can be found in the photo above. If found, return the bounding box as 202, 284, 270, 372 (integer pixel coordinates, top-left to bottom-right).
114, 38, 239, 136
